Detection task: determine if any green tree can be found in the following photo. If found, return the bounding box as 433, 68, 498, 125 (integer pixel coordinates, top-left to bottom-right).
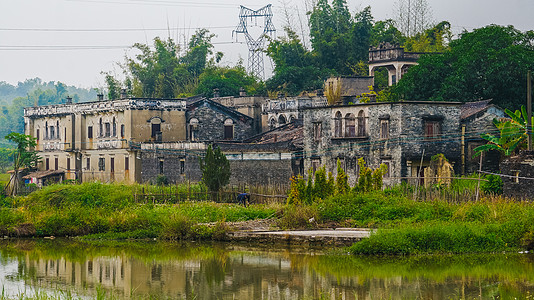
4, 133, 39, 196
395, 25, 534, 110
196, 64, 262, 98
266, 27, 329, 95
335, 159, 350, 195
199, 144, 230, 193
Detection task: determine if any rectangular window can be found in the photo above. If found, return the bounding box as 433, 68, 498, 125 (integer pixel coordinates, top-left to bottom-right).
383, 162, 391, 178
125, 157, 129, 171
311, 158, 320, 173
88, 126, 93, 139
46, 158, 50, 170
151, 123, 161, 138
36, 129, 40, 141
86, 158, 90, 170
110, 157, 115, 173
105, 123, 111, 137
180, 159, 185, 174
380, 120, 389, 139
50, 126, 55, 140
159, 160, 164, 174
67, 158, 71, 171
54, 157, 58, 170
424, 120, 441, 139
224, 125, 233, 140
98, 157, 105, 171
313, 122, 322, 142
120, 124, 125, 138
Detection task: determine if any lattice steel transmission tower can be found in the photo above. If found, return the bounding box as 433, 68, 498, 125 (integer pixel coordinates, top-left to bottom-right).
234, 4, 276, 80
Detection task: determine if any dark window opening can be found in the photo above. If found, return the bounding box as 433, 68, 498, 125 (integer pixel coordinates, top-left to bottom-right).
151, 123, 161, 141
345, 114, 355, 137
112, 118, 117, 137
46, 158, 50, 170
67, 158, 71, 171
99, 118, 103, 137
120, 124, 125, 138
105, 123, 111, 137
50, 126, 55, 140
36, 129, 40, 141
54, 157, 58, 170
98, 157, 105, 171
125, 157, 129, 171
357, 111, 366, 137
159, 160, 164, 174
180, 160, 185, 174
311, 158, 321, 173
86, 158, 90, 170
224, 125, 233, 140
110, 157, 115, 173
334, 112, 342, 137
88, 126, 93, 139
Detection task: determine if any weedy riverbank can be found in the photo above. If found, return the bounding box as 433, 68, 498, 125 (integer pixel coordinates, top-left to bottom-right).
1, 180, 534, 255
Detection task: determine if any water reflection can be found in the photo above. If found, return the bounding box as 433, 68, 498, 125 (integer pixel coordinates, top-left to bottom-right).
1, 240, 534, 299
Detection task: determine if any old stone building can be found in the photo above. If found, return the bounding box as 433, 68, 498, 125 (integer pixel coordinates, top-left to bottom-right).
368, 43, 424, 86
24, 97, 187, 184
302, 101, 463, 186
460, 100, 506, 174
262, 96, 327, 131
186, 98, 255, 142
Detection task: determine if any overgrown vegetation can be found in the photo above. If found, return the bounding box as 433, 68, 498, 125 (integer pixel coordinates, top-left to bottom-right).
0, 182, 279, 240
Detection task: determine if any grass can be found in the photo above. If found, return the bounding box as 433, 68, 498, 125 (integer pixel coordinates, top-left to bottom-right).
0, 182, 280, 241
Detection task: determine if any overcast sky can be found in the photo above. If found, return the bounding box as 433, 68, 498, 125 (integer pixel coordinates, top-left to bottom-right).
1, 0, 533, 89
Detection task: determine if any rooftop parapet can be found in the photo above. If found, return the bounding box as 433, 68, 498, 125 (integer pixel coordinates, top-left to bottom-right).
262, 97, 327, 113
368, 42, 423, 63
24, 98, 187, 118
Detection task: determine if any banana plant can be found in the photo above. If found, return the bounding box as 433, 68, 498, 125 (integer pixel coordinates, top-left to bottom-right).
474, 106, 534, 157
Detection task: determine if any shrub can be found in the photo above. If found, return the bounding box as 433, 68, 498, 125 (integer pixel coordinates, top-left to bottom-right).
155, 174, 169, 186
275, 205, 319, 230
481, 174, 503, 195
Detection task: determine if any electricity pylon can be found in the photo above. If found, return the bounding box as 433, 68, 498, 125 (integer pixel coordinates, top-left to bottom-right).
234, 4, 276, 80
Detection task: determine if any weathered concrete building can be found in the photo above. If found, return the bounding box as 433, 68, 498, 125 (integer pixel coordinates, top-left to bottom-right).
302, 101, 463, 186
262, 96, 327, 131
324, 76, 374, 105
24, 97, 187, 184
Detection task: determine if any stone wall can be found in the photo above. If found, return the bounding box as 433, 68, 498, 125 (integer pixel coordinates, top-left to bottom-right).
302, 102, 462, 186
186, 101, 254, 142
500, 151, 534, 199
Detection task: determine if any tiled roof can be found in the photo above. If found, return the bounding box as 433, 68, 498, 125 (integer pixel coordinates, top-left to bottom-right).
460, 99, 493, 120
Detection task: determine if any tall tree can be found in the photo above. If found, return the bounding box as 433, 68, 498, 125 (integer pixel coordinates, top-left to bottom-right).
395, 25, 534, 110
394, 0, 434, 37
199, 145, 230, 193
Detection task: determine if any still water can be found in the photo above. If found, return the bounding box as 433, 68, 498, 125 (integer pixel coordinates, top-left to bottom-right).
1, 239, 534, 299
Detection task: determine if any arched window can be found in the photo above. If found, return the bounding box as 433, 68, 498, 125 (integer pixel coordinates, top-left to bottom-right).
99, 118, 103, 137
45, 122, 49, 140
278, 115, 287, 126
334, 111, 342, 137
50, 121, 56, 140
358, 110, 366, 136
56, 120, 60, 140
289, 115, 296, 123
345, 113, 355, 137
224, 119, 234, 140
269, 118, 276, 130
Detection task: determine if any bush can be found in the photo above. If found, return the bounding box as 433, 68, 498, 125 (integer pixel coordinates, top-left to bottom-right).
275, 205, 319, 230
155, 174, 169, 186
481, 174, 503, 195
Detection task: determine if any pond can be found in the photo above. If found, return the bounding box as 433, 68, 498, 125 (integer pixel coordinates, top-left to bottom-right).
1, 239, 533, 299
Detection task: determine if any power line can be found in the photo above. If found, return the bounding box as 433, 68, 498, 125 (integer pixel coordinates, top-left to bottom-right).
0, 26, 235, 32
66, 0, 244, 8
0, 41, 239, 51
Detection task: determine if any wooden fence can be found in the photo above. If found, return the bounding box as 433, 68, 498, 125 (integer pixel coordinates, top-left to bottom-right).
132, 183, 290, 205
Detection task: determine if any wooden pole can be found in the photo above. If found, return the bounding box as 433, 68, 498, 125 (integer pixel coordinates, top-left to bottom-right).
528, 70, 532, 151
475, 152, 483, 202
461, 124, 466, 175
